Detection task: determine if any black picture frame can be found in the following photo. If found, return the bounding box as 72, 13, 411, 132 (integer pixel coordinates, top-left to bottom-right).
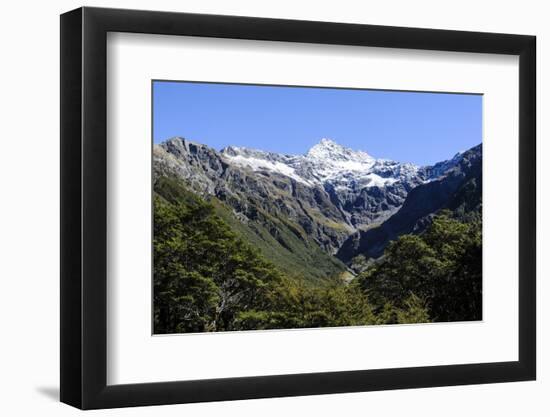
60, 6, 536, 410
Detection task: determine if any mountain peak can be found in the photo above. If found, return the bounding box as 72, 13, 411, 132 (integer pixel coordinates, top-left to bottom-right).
220, 145, 239, 156
313, 138, 343, 150
307, 138, 373, 162
163, 136, 204, 149
319, 137, 339, 146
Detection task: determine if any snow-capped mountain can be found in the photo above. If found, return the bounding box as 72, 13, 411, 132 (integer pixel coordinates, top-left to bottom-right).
218, 138, 438, 228
153, 136, 473, 257
220, 138, 422, 190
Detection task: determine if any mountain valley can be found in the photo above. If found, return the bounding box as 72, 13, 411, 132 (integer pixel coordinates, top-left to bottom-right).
153, 137, 482, 282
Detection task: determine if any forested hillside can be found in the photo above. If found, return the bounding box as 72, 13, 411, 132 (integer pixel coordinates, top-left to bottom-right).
154, 177, 434, 333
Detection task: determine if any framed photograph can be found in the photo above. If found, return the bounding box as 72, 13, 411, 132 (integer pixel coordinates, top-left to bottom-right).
60, 6, 536, 409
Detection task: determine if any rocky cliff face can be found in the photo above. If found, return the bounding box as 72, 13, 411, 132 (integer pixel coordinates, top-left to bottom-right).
221, 138, 429, 227
154, 138, 352, 253
154, 137, 437, 252
154, 137, 481, 273
336, 144, 482, 264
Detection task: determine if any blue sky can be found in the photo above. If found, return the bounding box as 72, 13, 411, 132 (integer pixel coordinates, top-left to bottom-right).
153, 81, 482, 166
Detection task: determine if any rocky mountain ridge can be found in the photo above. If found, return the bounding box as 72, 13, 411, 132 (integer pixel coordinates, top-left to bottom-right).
336, 144, 482, 264
153, 137, 480, 279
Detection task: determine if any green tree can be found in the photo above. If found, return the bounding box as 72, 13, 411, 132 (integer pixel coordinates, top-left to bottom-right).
358, 212, 481, 322
153, 194, 283, 333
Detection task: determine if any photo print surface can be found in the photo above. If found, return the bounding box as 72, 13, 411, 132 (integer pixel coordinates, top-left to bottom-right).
152, 81, 482, 334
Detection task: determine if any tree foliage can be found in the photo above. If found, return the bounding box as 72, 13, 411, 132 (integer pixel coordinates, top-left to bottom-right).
154, 194, 280, 333
358, 212, 482, 322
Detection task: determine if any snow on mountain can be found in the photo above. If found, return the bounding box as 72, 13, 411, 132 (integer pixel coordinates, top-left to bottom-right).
220, 138, 421, 189
219, 146, 314, 186
306, 138, 374, 163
